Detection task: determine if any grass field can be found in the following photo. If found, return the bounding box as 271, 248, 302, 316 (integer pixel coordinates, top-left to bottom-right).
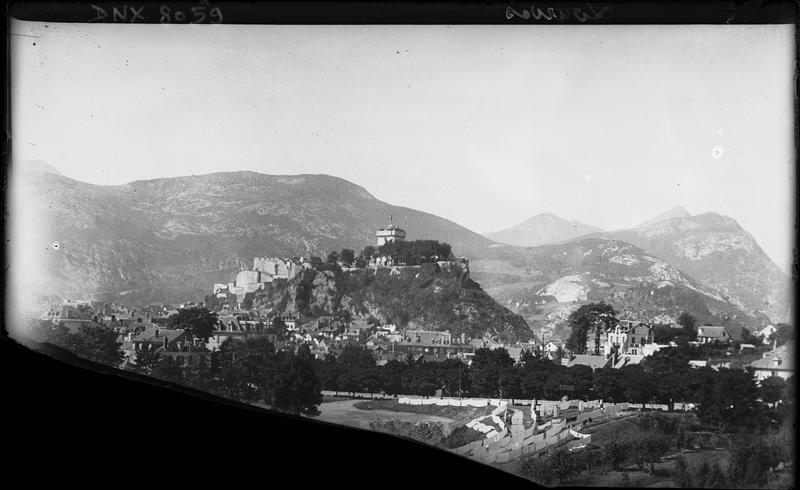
352, 399, 489, 426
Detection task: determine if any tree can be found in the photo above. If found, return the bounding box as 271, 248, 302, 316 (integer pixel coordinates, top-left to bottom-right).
567, 365, 594, 399
270, 316, 287, 335
72, 324, 125, 366
592, 367, 626, 402
337, 344, 376, 369
642, 347, 690, 376
326, 250, 340, 264
604, 437, 633, 471
360, 246, 376, 262
469, 347, 515, 397
296, 343, 314, 363
620, 365, 657, 408
677, 311, 697, 340
152, 356, 184, 383
635, 432, 671, 474
272, 354, 323, 415
696, 368, 763, 431
566, 303, 618, 355
759, 376, 787, 407
673, 456, 692, 487
165, 306, 218, 342
375, 240, 453, 266
33, 320, 73, 346
771, 323, 793, 346
241, 292, 256, 310
183, 353, 216, 392
132, 347, 163, 375
339, 248, 356, 266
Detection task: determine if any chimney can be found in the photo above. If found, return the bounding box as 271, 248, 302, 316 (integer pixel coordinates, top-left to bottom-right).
155, 328, 159, 338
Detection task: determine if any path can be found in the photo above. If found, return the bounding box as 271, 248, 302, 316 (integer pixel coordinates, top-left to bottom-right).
317, 399, 455, 430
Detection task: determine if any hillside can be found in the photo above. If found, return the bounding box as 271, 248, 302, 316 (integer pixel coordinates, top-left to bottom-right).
251, 262, 532, 342
484, 213, 602, 247
603, 212, 792, 323
470, 237, 766, 342
9, 170, 495, 305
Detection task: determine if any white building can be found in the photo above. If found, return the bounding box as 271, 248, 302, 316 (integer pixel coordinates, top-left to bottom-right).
375, 219, 406, 247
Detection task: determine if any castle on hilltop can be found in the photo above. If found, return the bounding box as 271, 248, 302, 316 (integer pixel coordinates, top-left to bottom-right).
213, 257, 306, 302
376, 215, 406, 247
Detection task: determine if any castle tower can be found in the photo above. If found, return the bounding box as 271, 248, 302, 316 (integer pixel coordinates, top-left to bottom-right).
376, 215, 406, 247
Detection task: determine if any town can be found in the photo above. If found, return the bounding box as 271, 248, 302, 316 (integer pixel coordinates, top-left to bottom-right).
35, 222, 793, 379
29, 221, 795, 487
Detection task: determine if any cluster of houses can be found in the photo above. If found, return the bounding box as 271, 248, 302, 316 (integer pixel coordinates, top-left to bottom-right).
37, 296, 793, 386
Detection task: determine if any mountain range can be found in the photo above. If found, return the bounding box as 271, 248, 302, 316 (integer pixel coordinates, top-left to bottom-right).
10, 165, 791, 337
485, 213, 603, 247
11, 169, 493, 305
478, 206, 792, 325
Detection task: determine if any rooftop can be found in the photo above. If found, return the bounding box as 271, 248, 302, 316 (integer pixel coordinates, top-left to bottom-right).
562, 355, 610, 370
132, 327, 186, 344
697, 326, 729, 339
750, 342, 794, 371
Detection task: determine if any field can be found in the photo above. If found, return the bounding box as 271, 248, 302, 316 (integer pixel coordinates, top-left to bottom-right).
352, 399, 489, 426
505, 411, 795, 488
316, 399, 456, 431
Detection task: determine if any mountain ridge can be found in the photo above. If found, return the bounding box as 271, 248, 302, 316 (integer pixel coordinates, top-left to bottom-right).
485, 213, 603, 248
10, 169, 496, 306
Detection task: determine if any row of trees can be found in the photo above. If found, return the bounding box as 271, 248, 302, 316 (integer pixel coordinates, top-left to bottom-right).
375, 239, 454, 266
314, 240, 456, 269
314, 343, 795, 432
130, 337, 323, 415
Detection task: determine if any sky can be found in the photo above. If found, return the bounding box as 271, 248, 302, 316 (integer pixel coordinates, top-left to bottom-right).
10, 22, 796, 274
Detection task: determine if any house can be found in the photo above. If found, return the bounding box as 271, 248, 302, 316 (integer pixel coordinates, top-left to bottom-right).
393, 330, 474, 360
402, 329, 452, 345
123, 327, 207, 367
611, 354, 645, 369
739, 343, 757, 353
603, 321, 654, 356
688, 360, 709, 369
541, 341, 561, 360
561, 354, 611, 370
749, 342, 794, 382
129, 327, 190, 352
507, 347, 523, 363
651, 322, 682, 330
696, 326, 733, 344
469, 338, 502, 351
757, 324, 777, 344
207, 315, 281, 351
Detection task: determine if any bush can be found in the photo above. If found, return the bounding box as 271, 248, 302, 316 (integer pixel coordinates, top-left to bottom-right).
604, 438, 633, 471
519, 453, 555, 485
705, 463, 728, 488
440, 425, 483, 449
728, 436, 784, 485
673, 455, 692, 487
